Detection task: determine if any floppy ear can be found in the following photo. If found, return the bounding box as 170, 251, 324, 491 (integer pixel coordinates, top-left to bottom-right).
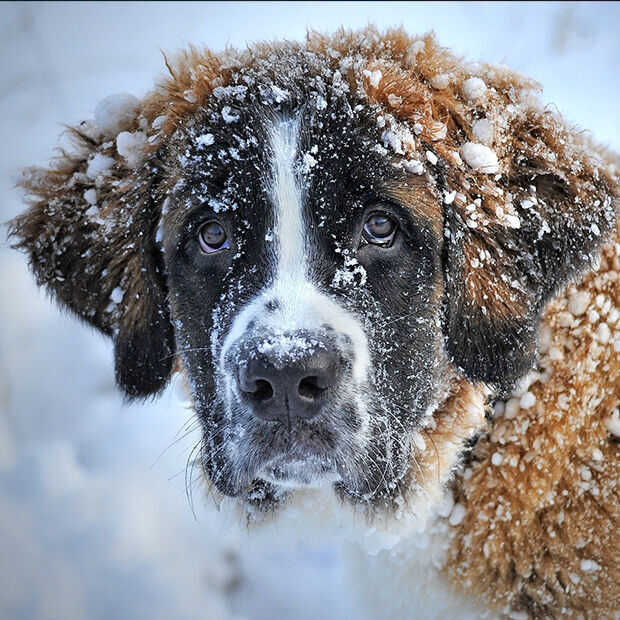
10, 107, 175, 398
440, 116, 618, 392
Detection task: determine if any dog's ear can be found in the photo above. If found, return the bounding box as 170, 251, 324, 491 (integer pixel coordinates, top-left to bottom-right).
440, 116, 618, 392
10, 102, 175, 398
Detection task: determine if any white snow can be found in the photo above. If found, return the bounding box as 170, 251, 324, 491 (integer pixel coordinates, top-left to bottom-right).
462, 77, 487, 101
363, 68, 382, 88
83, 188, 97, 205
472, 118, 494, 145
426, 150, 438, 165
86, 153, 115, 179
580, 559, 601, 572
460, 142, 499, 174
430, 73, 450, 90
116, 130, 147, 168
568, 290, 591, 316
221, 105, 240, 123
404, 159, 425, 175
448, 503, 466, 526
94, 93, 140, 138
196, 133, 215, 146
520, 392, 536, 409
604, 409, 620, 437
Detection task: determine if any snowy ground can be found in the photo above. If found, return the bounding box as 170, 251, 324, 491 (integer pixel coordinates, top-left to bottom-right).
1, 2, 618, 619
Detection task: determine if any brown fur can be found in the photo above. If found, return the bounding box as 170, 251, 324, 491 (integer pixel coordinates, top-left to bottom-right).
445, 225, 620, 618
9, 26, 619, 617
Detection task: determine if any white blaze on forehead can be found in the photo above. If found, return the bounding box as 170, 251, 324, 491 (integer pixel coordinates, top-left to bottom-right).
268, 118, 306, 284
218, 117, 370, 385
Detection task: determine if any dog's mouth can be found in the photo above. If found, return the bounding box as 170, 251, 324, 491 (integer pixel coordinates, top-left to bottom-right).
251, 420, 344, 488
258, 454, 341, 488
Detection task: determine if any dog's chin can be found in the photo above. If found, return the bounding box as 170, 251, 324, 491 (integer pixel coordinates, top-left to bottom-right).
258, 455, 342, 489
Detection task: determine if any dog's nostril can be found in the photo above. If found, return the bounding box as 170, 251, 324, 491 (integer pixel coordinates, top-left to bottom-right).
298, 375, 327, 401
250, 379, 274, 402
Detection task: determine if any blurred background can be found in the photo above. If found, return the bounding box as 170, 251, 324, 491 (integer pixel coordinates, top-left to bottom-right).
1, 2, 618, 619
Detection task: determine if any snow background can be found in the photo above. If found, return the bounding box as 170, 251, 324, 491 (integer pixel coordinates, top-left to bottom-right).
0, 2, 618, 619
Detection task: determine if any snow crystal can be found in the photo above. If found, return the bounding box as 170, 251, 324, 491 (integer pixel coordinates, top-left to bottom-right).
448, 503, 466, 526
472, 118, 494, 145
444, 190, 457, 205
430, 74, 450, 90
363, 69, 382, 88
426, 151, 438, 165
94, 93, 139, 138
460, 142, 499, 174
83, 189, 97, 205
315, 95, 327, 110
196, 133, 215, 147
406, 40, 425, 65
591, 223, 601, 236
435, 492, 455, 518
403, 159, 424, 175
595, 322, 611, 344
221, 106, 240, 123
504, 397, 520, 420
212, 84, 248, 100
387, 93, 403, 107
580, 559, 601, 572
568, 291, 591, 316
462, 77, 487, 101
116, 131, 146, 168
302, 152, 317, 173
151, 115, 167, 130
381, 124, 415, 155
591, 448, 604, 462
519, 392, 536, 409
604, 409, 620, 437
332, 257, 367, 288
110, 287, 124, 304
86, 153, 115, 179
491, 452, 503, 466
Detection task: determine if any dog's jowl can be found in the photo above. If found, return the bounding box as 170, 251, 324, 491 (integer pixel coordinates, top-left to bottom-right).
11, 28, 619, 618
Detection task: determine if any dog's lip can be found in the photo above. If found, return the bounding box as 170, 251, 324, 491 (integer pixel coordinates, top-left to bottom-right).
258, 451, 340, 487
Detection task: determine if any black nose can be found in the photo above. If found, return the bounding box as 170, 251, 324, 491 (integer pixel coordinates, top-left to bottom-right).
237, 339, 340, 422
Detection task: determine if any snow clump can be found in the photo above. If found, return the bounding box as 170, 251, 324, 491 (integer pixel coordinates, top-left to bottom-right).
430, 73, 450, 90
116, 131, 147, 168
462, 77, 487, 101
83, 189, 97, 205
363, 69, 382, 88
472, 118, 494, 145
86, 154, 115, 179
604, 409, 620, 437
460, 142, 499, 174
94, 93, 140, 138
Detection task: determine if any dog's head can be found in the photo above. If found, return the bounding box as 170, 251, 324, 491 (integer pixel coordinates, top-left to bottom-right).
11, 29, 618, 516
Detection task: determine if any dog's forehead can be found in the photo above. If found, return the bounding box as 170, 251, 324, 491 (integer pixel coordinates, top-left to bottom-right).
167, 95, 441, 235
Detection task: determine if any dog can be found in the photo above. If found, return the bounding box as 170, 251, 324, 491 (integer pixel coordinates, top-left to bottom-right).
11, 27, 619, 618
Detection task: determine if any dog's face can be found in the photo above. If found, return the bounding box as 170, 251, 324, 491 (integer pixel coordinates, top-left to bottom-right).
163, 92, 447, 504
12, 31, 617, 517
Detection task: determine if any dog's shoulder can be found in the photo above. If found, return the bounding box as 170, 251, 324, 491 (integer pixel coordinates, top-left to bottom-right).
444, 224, 620, 617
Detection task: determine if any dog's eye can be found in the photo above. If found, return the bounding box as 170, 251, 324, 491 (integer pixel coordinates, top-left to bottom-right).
198, 221, 230, 253
362, 212, 398, 247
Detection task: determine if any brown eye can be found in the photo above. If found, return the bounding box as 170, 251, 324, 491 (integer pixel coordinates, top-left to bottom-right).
198, 221, 230, 253
363, 212, 398, 247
